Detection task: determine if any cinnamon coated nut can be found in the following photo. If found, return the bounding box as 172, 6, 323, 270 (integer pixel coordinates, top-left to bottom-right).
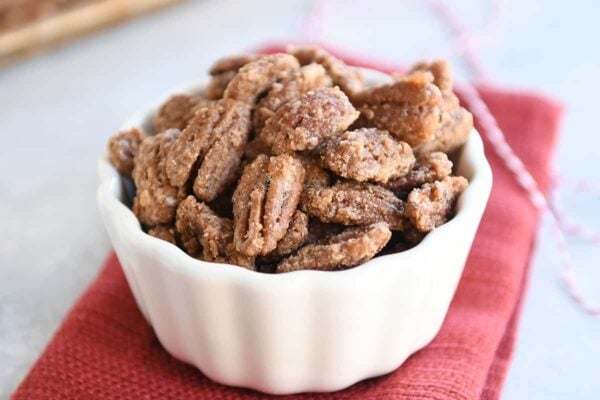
276, 222, 391, 272
232, 154, 305, 257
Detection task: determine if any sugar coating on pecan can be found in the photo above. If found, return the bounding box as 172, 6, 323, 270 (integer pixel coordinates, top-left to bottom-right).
205, 54, 258, 100
354, 71, 443, 147
233, 154, 305, 256
276, 222, 391, 272
148, 224, 176, 245
153, 95, 209, 133
271, 210, 309, 256
416, 93, 473, 155
320, 128, 415, 184
301, 180, 405, 230
296, 153, 331, 189
407, 60, 473, 155
288, 45, 364, 97
175, 196, 254, 268
223, 54, 300, 104
164, 99, 251, 201
409, 60, 453, 96
386, 151, 453, 193
107, 127, 144, 176
132, 129, 187, 226
262, 87, 359, 154
406, 176, 468, 232
253, 63, 332, 132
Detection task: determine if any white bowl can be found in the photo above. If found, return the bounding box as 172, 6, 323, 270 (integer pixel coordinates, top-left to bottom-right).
97, 69, 493, 395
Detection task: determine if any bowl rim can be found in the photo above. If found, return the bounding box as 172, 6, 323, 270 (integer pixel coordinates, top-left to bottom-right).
97, 68, 493, 286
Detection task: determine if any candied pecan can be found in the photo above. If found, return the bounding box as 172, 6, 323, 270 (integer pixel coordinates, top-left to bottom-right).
301, 180, 406, 230
271, 210, 309, 256
320, 128, 415, 184
405, 176, 468, 232
132, 129, 187, 226
164, 99, 251, 201
153, 95, 209, 133
406, 60, 473, 155
223, 54, 300, 104
296, 153, 331, 189
408, 60, 453, 96
107, 127, 144, 176
261, 87, 359, 154
148, 224, 176, 245
276, 222, 391, 272
253, 63, 332, 132
205, 54, 258, 100
232, 154, 305, 256
353, 71, 443, 147
415, 93, 473, 155
288, 45, 364, 97
209, 54, 258, 75
386, 151, 453, 193
175, 196, 254, 268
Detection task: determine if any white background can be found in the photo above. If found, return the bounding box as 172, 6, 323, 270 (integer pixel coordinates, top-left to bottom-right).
1, 0, 599, 398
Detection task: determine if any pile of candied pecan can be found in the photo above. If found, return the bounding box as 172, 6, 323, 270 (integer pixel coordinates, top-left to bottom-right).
107, 46, 473, 273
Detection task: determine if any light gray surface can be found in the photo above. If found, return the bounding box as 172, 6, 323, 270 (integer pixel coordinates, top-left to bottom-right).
0, 0, 598, 398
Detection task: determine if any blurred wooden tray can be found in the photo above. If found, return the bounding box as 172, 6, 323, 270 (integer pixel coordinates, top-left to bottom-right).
0, 0, 183, 65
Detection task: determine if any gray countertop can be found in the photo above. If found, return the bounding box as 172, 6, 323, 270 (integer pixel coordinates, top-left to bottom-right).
1, 0, 599, 398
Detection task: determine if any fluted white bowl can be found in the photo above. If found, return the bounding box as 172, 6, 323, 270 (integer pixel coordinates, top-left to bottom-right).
97, 69, 493, 395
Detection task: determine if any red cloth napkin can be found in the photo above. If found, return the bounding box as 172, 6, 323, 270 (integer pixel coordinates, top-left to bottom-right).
12, 47, 563, 400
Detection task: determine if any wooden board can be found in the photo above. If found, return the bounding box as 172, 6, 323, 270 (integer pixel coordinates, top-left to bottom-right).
0, 0, 184, 65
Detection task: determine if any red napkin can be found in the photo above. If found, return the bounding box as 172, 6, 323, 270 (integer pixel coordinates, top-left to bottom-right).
12, 47, 563, 400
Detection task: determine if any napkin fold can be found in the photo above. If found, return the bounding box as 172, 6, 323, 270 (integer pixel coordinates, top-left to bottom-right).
12, 47, 563, 400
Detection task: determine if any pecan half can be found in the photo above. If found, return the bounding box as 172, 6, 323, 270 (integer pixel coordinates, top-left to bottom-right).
301, 180, 405, 230
132, 129, 187, 226
271, 210, 309, 257
107, 127, 144, 176
253, 63, 332, 132
320, 128, 415, 183
415, 93, 473, 155
153, 95, 209, 133
261, 87, 359, 154
232, 154, 305, 256
385, 151, 453, 193
205, 54, 258, 100
408, 59, 453, 96
296, 153, 331, 189
276, 222, 391, 272
405, 176, 468, 232
175, 196, 254, 269
223, 53, 300, 104
287, 45, 364, 97
164, 99, 251, 201
353, 71, 443, 147
408, 60, 473, 155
